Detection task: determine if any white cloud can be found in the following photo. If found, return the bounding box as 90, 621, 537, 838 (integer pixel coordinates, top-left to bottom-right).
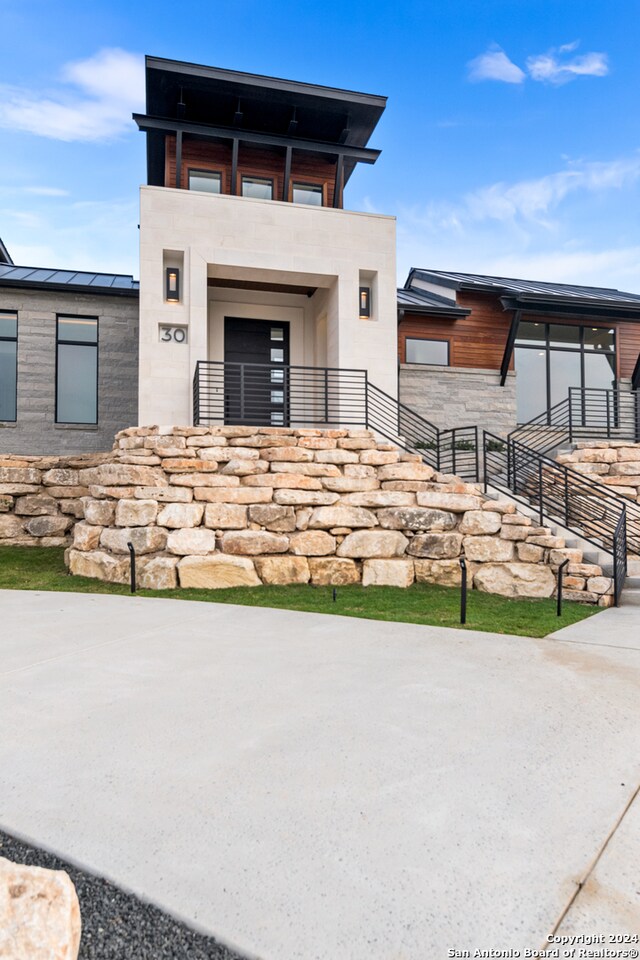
467, 49, 526, 84
527, 45, 609, 84
0, 48, 144, 142
23, 186, 69, 197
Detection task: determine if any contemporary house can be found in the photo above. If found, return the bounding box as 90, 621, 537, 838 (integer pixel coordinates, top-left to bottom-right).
398, 269, 640, 436
134, 57, 397, 429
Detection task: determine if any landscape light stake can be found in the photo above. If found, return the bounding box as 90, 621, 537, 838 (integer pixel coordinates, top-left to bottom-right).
556, 558, 570, 617
332, 587, 337, 603
127, 541, 136, 594
459, 557, 467, 625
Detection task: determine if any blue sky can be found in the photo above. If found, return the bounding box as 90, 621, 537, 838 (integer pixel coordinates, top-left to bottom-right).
1, 0, 639, 289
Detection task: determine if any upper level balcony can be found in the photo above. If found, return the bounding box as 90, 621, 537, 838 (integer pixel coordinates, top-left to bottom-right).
133, 56, 386, 213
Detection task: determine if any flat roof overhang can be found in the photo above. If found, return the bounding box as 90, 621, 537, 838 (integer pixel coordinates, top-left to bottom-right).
500, 296, 640, 322
141, 56, 386, 186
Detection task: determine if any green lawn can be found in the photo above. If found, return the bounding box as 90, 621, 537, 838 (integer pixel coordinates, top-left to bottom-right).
0, 546, 600, 638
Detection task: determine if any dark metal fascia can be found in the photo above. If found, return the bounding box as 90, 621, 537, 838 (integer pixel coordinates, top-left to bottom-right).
500, 309, 521, 386
133, 114, 381, 164
502, 296, 640, 322
0, 278, 139, 297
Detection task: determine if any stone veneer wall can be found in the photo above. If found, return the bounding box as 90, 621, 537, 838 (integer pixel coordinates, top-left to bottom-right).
399, 365, 517, 437
0, 427, 613, 605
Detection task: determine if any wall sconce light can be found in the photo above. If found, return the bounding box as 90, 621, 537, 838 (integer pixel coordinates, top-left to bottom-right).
359, 286, 371, 319
166, 267, 180, 303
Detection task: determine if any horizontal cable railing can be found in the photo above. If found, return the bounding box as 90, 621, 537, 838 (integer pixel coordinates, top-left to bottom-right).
483, 430, 629, 602
193, 361, 479, 481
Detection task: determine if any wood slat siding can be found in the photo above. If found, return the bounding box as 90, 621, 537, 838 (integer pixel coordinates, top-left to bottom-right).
399, 290, 640, 379
164, 136, 337, 206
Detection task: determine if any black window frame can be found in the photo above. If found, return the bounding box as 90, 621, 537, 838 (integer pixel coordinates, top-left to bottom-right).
240, 175, 274, 200
187, 168, 223, 194
291, 181, 324, 206
55, 314, 99, 426
405, 336, 450, 367
0, 309, 18, 423
514, 321, 617, 424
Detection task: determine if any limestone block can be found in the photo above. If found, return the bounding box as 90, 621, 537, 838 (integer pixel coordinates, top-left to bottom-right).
166, 528, 218, 556
194, 486, 273, 504
561, 589, 601, 604
162, 458, 219, 473
337, 438, 377, 450
462, 536, 515, 562
377, 462, 435, 482
45, 486, 89, 499
68, 549, 129, 584
289, 530, 336, 556
83, 499, 116, 526
170, 474, 240, 488
339, 491, 416, 508
609, 462, 640, 476
359, 449, 400, 465
416, 492, 483, 512
254, 555, 310, 584
295, 508, 313, 530
458, 511, 501, 536
376, 506, 457, 531
563, 576, 587, 590
473, 562, 555, 598
362, 558, 414, 587
220, 459, 269, 476
261, 446, 313, 462
144, 435, 186, 451
525, 536, 565, 549
41, 468, 80, 486
407, 533, 463, 559
134, 486, 193, 503
204, 503, 248, 529
155, 502, 204, 528
308, 557, 360, 585
616, 447, 640, 461
0, 466, 41, 484
314, 449, 360, 464
199, 446, 258, 461
271, 462, 341, 477
72, 522, 102, 552
308, 505, 377, 529
0, 495, 12, 512
186, 436, 228, 447
79, 463, 167, 487
248, 504, 296, 532
229, 435, 293, 447
501, 513, 531, 525
337, 530, 408, 559
88, 485, 136, 499
499, 525, 532, 542
24, 515, 72, 538
210, 425, 256, 438
241, 474, 323, 489
567, 562, 603, 577
380, 481, 434, 493
482, 500, 516, 514
0, 855, 81, 960
548, 548, 583, 565
137, 556, 179, 590
580, 448, 617, 463
586, 576, 614, 595
598, 594, 615, 608
117, 455, 161, 466
321, 477, 380, 493
0, 483, 41, 495
100, 526, 168, 556
272, 490, 340, 506
115, 499, 158, 527
221, 530, 289, 555
516, 543, 545, 562
178, 554, 261, 589
414, 558, 466, 587
297, 437, 337, 450
14, 495, 58, 516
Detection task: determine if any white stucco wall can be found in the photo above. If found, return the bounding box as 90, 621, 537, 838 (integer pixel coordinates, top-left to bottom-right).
138, 186, 397, 425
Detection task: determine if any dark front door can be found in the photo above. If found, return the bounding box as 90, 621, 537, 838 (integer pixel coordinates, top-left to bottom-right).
224, 317, 290, 426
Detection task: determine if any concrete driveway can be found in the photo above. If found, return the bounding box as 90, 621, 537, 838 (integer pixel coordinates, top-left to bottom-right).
1, 590, 639, 958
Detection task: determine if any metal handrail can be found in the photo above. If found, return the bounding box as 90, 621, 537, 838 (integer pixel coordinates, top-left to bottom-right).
192, 360, 480, 481
483, 430, 628, 603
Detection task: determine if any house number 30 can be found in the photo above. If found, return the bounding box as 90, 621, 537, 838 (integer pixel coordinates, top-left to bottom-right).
159, 325, 188, 344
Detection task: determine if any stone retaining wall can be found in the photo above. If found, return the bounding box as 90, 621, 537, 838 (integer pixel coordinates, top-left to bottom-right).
557, 441, 640, 503
0, 427, 613, 605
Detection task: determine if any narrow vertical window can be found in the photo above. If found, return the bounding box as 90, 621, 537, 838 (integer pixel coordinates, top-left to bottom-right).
0, 311, 17, 421
56, 316, 98, 424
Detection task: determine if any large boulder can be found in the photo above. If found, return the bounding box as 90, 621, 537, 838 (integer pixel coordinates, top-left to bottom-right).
100, 526, 168, 556
337, 530, 408, 559
24, 515, 72, 538
248, 504, 296, 532
462, 536, 515, 562
307, 505, 377, 529
178, 554, 260, 588
407, 533, 462, 559
473, 562, 555, 598
221, 530, 289, 555
0, 856, 81, 960
362, 559, 414, 587
68, 549, 129, 584
203, 503, 248, 529
308, 557, 360, 585
13, 495, 59, 516
115, 499, 158, 527
289, 530, 336, 556
156, 502, 204, 528
254, 556, 310, 584
416, 492, 483, 512
458, 510, 501, 536
82, 499, 116, 526
166, 528, 217, 556
377, 507, 456, 531
137, 556, 179, 590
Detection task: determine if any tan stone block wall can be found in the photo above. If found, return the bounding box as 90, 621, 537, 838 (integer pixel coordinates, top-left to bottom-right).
0, 429, 612, 604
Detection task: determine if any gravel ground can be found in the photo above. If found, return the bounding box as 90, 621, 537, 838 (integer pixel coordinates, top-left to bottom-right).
0, 831, 247, 959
